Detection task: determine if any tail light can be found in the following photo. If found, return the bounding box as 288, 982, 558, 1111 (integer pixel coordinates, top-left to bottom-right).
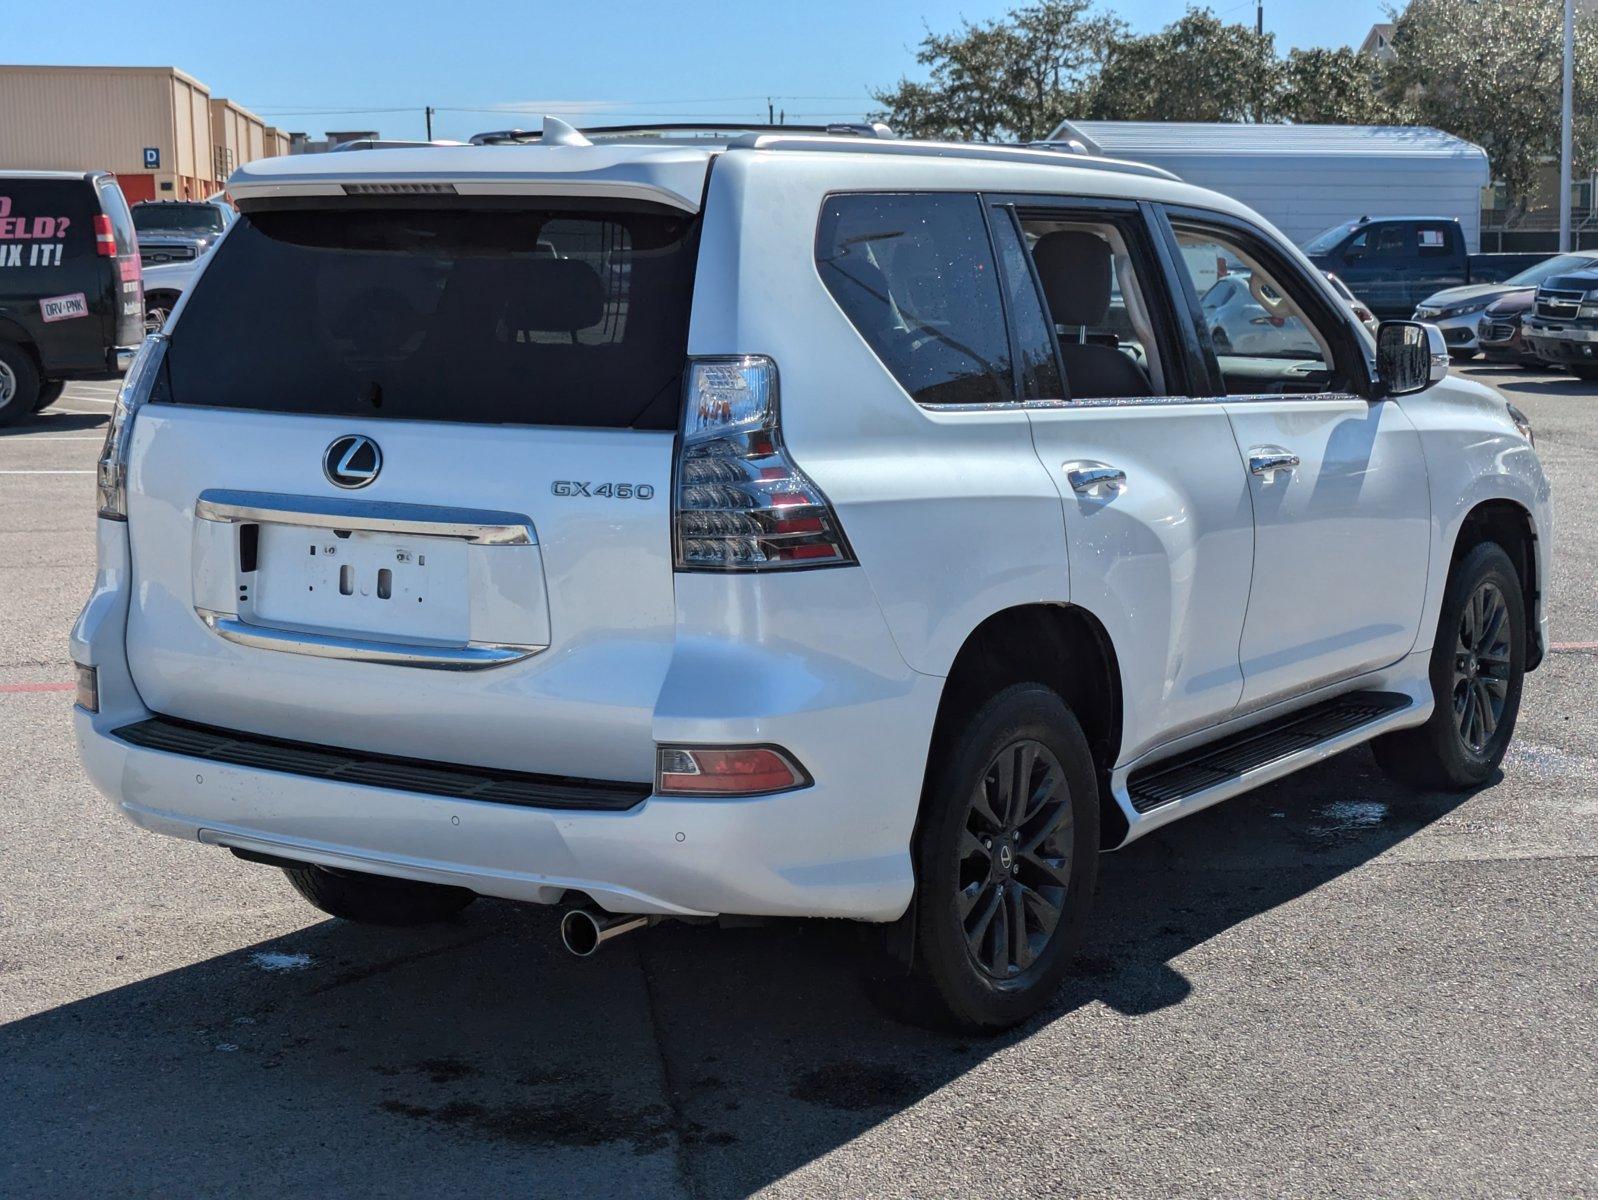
656, 745, 811, 796
93, 213, 117, 257
674, 356, 854, 570
97, 334, 167, 520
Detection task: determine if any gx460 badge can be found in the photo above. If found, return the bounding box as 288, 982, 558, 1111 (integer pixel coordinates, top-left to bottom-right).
551, 481, 656, 500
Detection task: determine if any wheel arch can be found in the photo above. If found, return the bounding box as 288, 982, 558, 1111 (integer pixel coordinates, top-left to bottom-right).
0, 315, 39, 359
1450, 498, 1542, 670
926, 603, 1127, 848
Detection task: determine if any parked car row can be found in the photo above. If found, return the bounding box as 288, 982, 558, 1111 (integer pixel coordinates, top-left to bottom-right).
1300, 215, 1598, 378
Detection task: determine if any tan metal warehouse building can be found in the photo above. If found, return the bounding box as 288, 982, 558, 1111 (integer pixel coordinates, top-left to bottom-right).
0, 64, 286, 203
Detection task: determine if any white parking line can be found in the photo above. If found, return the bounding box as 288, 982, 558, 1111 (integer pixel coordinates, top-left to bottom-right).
4, 436, 103, 441
59, 396, 115, 406
0, 469, 96, 475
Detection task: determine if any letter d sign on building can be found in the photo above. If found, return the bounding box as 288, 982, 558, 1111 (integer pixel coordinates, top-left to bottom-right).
143, 147, 161, 169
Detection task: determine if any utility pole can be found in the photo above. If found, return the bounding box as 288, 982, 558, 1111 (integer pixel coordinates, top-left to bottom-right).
1256, 0, 1263, 37
1560, 0, 1574, 252
425, 105, 435, 141
767, 97, 774, 125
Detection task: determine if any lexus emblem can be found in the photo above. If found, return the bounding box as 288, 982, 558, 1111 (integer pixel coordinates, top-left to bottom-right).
323, 435, 382, 489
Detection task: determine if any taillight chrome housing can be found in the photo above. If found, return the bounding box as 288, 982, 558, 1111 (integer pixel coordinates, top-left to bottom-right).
97, 333, 167, 520
674, 356, 854, 570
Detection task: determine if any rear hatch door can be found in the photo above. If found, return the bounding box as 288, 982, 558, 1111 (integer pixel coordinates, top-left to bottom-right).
123, 194, 701, 783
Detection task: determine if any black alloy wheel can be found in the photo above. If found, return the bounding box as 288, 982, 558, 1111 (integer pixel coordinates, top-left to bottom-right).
958, 738, 1073, 981
1453, 580, 1512, 754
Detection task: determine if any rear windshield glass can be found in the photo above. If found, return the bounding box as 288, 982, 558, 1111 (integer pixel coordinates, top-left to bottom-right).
161, 204, 699, 429
134, 203, 225, 233
0, 177, 96, 261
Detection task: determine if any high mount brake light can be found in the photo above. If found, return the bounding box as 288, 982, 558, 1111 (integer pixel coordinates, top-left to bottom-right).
656, 745, 811, 796
674, 357, 854, 570
97, 334, 167, 520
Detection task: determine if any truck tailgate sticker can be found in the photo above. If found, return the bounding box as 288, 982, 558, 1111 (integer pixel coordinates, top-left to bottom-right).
40, 292, 89, 323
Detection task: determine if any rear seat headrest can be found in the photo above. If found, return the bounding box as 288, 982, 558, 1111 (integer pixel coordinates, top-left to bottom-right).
504, 257, 606, 333
1031, 230, 1113, 327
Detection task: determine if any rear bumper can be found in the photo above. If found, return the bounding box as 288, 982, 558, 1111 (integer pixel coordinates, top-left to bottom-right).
72, 521, 936, 921
73, 707, 920, 919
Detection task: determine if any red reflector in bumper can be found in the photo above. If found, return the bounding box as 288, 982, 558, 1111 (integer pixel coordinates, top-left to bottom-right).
656, 745, 811, 797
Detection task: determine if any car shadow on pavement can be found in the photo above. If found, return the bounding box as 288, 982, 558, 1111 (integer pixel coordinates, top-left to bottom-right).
3, 410, 109, 434
0, 747, 1479, 1198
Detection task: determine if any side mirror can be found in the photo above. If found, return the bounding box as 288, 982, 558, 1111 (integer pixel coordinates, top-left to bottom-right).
1375, 320, 1448, 397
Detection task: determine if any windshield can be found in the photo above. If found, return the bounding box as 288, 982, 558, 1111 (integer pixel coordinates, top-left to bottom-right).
133, 204, 225, 233
1302, 222, 1357, 255
161, 203, 700, 429
1506, 253, 1598, 287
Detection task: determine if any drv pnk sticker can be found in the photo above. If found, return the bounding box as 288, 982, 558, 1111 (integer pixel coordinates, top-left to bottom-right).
40, 293, 88, 323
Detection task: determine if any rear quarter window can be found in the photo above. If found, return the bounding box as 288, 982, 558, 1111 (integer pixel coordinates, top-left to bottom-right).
815, 192, 1014, 406
160, 203, 700, 429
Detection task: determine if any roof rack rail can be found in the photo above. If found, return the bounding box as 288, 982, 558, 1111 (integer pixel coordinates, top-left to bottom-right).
469, 120, 895, 146
727, 133, 1182, 182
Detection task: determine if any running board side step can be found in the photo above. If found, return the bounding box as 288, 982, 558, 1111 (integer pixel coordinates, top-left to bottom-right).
1126, 691, 1413, 814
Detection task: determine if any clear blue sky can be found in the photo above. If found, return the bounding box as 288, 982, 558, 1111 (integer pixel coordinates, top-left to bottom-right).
4, 0, 1391, 142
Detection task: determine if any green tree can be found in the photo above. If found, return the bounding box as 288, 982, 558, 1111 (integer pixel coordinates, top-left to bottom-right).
1087, 8, 1282, 123
1384, 0, 1598, 213
871, 0, 1125, 141
1279, 47, 1397, 124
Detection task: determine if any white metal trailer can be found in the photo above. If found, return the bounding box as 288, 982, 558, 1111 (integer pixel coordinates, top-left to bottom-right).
1047, 121, 1492, 253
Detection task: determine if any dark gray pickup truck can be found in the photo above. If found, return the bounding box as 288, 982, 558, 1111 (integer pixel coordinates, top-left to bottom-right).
1303, 216, 1543, 320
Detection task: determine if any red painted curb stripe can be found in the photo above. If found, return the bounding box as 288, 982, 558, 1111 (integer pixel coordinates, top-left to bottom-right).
1550, 642, 1598, 653
0, 681, 75, 693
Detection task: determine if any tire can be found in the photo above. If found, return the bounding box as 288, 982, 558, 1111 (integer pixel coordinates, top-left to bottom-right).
282, 863, 476, 926
1568, 365, 1598, 381
0, 340, 41, 427
33, 380, 65, 412
884, 683, 1101, 1032
1372, 541, 1525, 792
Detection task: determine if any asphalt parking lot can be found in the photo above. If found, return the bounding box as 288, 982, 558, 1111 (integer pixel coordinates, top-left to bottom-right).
1, 365, 1594, 1198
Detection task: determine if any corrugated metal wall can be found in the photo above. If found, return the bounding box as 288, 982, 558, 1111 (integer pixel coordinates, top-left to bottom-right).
0, 66, 178, 175
0, 67, 283, 200
1136, 155, 1488, 253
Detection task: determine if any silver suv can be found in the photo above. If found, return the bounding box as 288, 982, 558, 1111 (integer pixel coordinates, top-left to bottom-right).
73, 122, 1550, 1029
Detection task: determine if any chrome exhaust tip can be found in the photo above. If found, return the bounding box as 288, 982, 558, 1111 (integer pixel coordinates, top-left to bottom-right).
559, 907, 652, 958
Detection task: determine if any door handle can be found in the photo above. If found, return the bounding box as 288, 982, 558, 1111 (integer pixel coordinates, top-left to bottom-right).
1248, 447, 1300, 479
1064, 463, 1127, 494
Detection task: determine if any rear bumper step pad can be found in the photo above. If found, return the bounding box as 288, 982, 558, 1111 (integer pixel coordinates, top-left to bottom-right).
1127, 691, 1410, 813
114, 715, 650, 812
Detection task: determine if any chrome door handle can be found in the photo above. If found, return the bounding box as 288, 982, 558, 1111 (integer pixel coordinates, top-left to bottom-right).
1065, 464, 1127, 494
1248, 448, 1300, 478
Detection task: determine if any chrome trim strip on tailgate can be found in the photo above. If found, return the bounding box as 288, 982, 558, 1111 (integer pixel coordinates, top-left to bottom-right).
195, 608, 544, 670
195, 489, 536, 546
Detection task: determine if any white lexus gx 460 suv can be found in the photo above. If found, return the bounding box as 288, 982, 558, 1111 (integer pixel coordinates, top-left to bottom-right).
74, 120, 1550, 1030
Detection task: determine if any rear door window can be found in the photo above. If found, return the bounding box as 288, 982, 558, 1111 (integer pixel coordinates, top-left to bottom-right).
160, 203, 700, 429
815, 192, 1013, 406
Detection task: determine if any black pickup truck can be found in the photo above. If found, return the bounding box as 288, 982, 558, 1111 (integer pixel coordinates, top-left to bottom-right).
1303, 216, 1544, 320
0, 170, 144, 424
1520, 268, 1598, 379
